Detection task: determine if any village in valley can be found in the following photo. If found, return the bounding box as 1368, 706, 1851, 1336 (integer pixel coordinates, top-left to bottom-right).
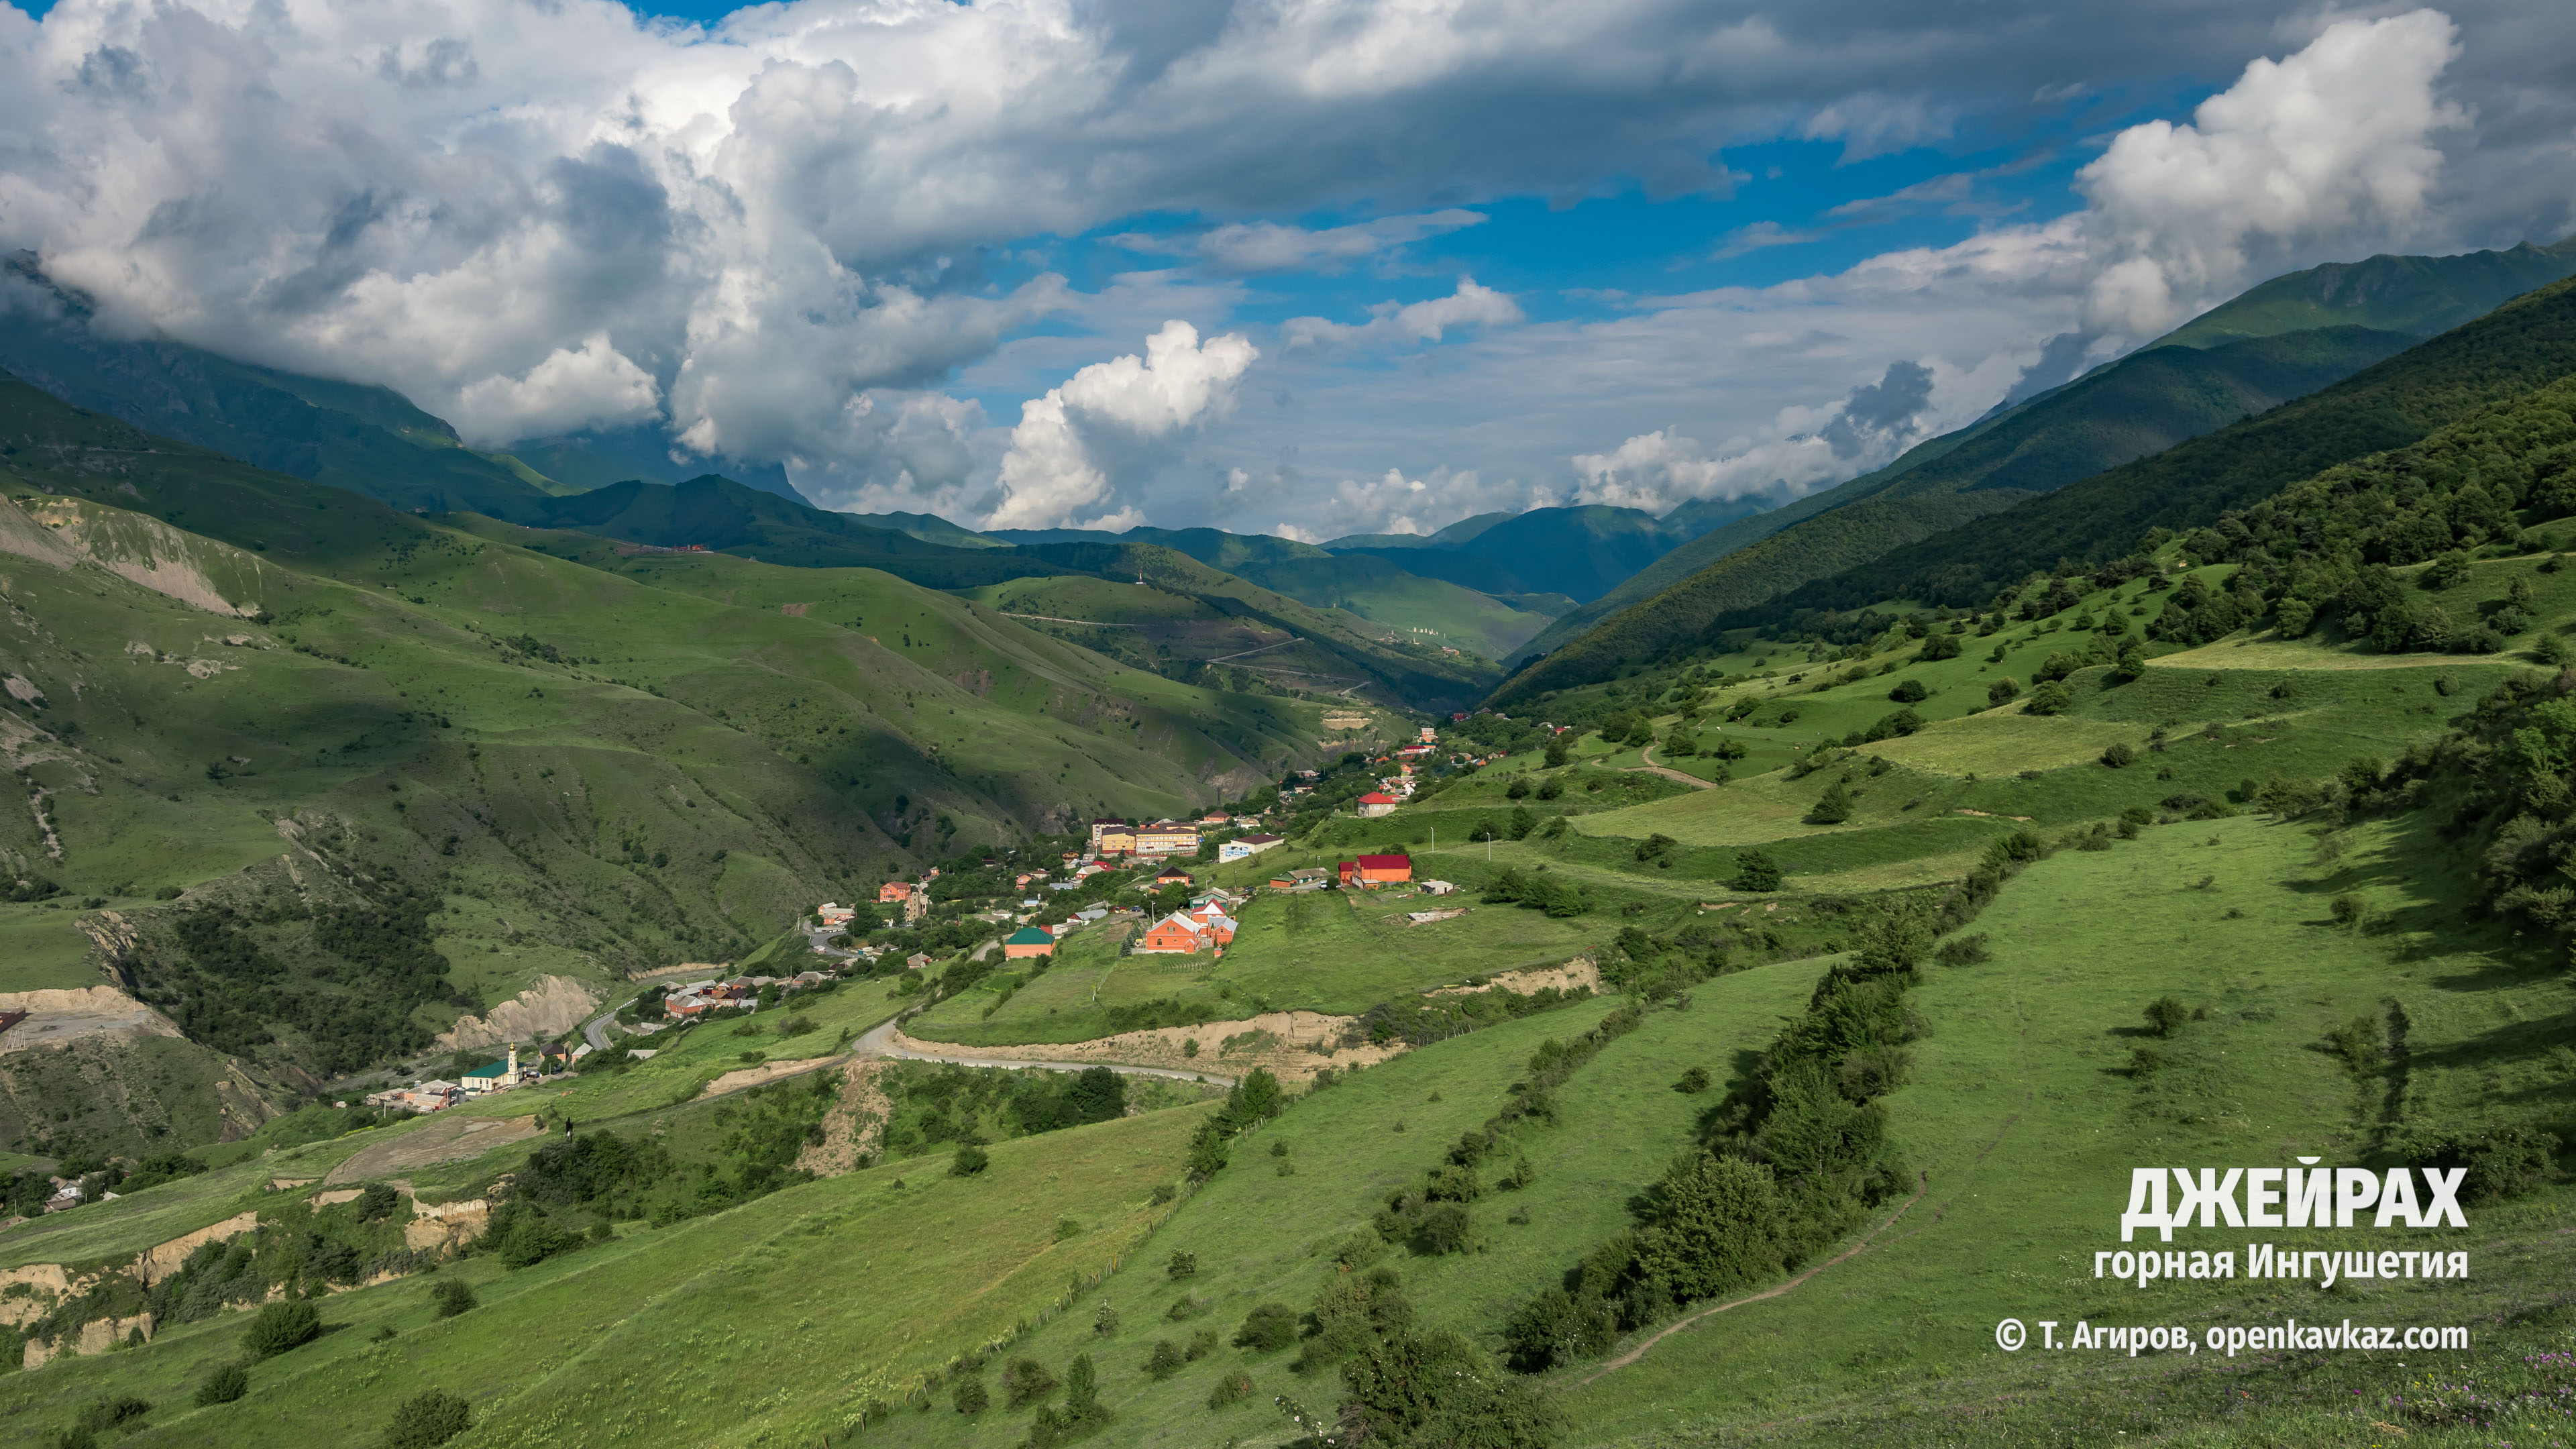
341, 718, 1511, 1124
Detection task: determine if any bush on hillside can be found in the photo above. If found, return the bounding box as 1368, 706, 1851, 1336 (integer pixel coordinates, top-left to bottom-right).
2404, 1124, 2563, 1205
1234, 1301, 1299, 1352
2142, 996, 2190, 1037
241, 1299, 321, 1360
949, 1144, 989, 1177
1344, 1328, 1565, 1448
1932, 933, 1990, 967
195, 1363, 248, 1406
1805, 783, 1852, 824
382, 1391, 473, 1449
1986, 676, 2021, 706
1000, 1356, 1057, 1409
430, 1277, 476, 1318
1888, 679, 1927, 703
1731, 850, 1782, 892
2102, 741, 2137, 768
952, 1375, 988, 1413
2024, 681, 2072, 716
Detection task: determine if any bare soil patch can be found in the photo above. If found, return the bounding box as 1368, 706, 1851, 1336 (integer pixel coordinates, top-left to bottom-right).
323, 1114, 548, 1185
888, 1010, 1399, 1084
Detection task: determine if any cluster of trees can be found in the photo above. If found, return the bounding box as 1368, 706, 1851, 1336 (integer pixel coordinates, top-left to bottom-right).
135, 867, 466, 1074
867, 1063, 1134, 1167
1479, 867, 1590, 917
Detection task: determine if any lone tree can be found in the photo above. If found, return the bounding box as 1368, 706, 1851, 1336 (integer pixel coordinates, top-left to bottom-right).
2142, 996, 2190, 1037
1805, 782, 1853, 825
949, 1144, 989, 1177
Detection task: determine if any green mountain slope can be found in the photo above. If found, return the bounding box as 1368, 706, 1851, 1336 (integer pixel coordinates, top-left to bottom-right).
0, 376, 1334, 1092
2157, 235, 2576, 349
1746, 270, 2576, 619
1497, 325, 2414, 700
1501, 241, 2576, 692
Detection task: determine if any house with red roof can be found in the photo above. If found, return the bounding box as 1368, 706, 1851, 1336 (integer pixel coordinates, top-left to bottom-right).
1356, 792, 1399, 818
1339, 855, 1412, 888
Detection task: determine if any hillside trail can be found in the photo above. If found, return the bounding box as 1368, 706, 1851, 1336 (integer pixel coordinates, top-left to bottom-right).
1631, 742, 1716, 790
1560, 1171, 1931, 1389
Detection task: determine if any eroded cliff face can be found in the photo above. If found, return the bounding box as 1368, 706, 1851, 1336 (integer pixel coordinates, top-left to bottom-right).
435, 974, 601, 1052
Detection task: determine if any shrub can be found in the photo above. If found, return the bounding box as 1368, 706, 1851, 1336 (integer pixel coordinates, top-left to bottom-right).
949, 1144, 989, 1177
953, 1375, 988, 1414
2101, 741, 2136, 769
1674, 1066, 1710, 1094
1001, 1357, 1057, 1409
1414, 1202, 1474, 1254
1208, 1370, 1254, 1409
1933, 933, 1990, 967
1234, 1301, 1299, 1352
2141, 996, 2190, 1038
242, 1299, 321, 1360
2324, 1014, 2381, 1075
1805, 783, 1852, 825
1166, 1250, 1197, 1279
1187, 1327, 1222, 1360
382, 1391, 474, 1449
2406, 1124, 2562, 1205
1986, 676, 2021, 706
431, 1277, 477, 1319
2131, 1047, 2165, 1075
195, 1363, 248, 1407
1146, 1339, 1184, 1380
2025, 680, 2073, 716
1731, 850, 1782, 892
356, 1181, 401, 1222
1887, 679, 1927, 703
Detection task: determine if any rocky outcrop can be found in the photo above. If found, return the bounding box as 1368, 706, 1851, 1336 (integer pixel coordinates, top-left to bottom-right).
0, 1263, 70, 1327
437, 975, 601, 1051
23, 1312, 153, 1370
404, 1197, 491, 1252
132, 1210, 261, 1287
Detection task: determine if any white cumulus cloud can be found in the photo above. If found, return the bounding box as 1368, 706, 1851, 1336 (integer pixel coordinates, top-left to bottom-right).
451, 333, 660, 443
986, 321, 1258, 529
2076, 9, 2468, 336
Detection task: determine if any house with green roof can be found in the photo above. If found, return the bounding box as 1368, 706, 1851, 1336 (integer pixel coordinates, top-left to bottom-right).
1003, 926, 1057, 959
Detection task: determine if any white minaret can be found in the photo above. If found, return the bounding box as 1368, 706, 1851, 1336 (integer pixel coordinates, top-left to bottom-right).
507, 1043, 519, 1079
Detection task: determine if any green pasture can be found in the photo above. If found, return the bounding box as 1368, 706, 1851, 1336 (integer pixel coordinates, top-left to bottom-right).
3, 1106, 1208, 1449
1556, 810, 2576, 1448
865, 959, 1827, 1449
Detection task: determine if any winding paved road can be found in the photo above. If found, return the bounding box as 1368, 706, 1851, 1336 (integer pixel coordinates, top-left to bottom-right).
580, 1006, 619, 1053
852, 1016, 1239, 1087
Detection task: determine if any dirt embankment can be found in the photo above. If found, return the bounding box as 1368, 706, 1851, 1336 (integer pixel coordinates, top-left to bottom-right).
1426, 957, 1600, 998
891, 1010, 1400, 1084
796, 1060, 893, 1177
131, 1210, 261, 1287
0, 987, 182, 1053
437, 975, 602, 1052
702, 1055, 841, 1097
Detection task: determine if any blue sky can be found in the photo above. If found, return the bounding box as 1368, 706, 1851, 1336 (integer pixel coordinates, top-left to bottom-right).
3, 0, 2568, 537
